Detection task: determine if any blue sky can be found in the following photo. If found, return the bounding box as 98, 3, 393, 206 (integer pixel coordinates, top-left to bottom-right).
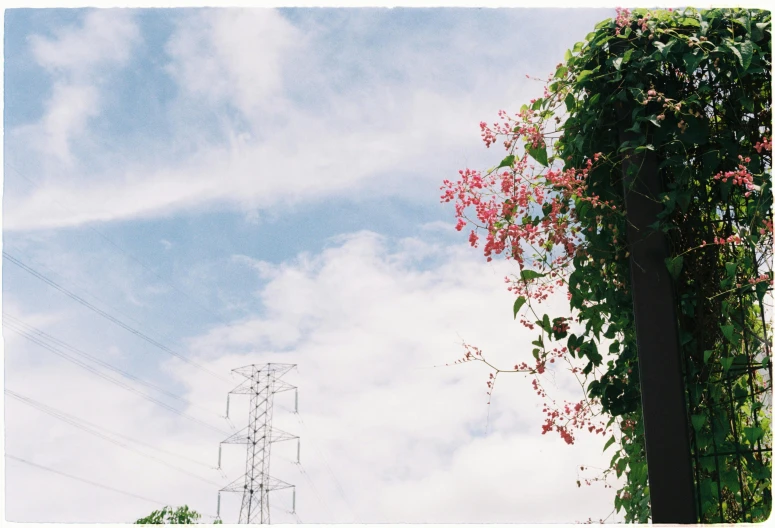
2, 6, 632, 523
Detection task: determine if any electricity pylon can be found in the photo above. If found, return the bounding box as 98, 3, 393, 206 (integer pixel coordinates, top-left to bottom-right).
216, 363, 299, 524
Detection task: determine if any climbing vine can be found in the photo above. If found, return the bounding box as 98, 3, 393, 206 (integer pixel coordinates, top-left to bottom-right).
442, 7, 771, 522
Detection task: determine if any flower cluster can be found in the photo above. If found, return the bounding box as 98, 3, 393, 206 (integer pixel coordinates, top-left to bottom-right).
439, 72, 623, 445
635, 13, 651, 33
754, 136, 772, 153
747, 273, 772, 286
478, 108, 544, 150
540, 397, 606, 445
614, 7, 632, 35
713, 156, 756, 196
714, 233, 743, 245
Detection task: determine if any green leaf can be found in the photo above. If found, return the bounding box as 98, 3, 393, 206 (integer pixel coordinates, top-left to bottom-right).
753, 22, 767, 42
680, 16, 701, 28
631, 462, 648, 484
603, 435, 616, 452
691, 414, 707, 431
738, 40, 753, 71
513, 296, 526, 319
683, 51, 703, 74
744, 426, 765, 444
520, 269, 545, 281
615, 460, 625, 478
720, 356, 734, 373
740, 95, 754, 113
497, 155, 515, 169
576, 69, 595, 83
665, 255, 684, 280
734, 16, 751, 36
564, 48, 572, 62
725, 261, 737, 278
720, 324, 736, 344
726, 41, 744, 66
703, 350, 713, 364
525, 144, 548, 167
565, 93, 575, 112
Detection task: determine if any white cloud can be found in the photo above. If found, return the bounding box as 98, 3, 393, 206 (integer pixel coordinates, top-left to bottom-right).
165, 9, 303, 118
29, 9, 138, 76
4, 231, 620, 522
4, 10, 625, 522
4, 9, 611, 232
12, 10, 139, 165
176, 231, 620, 522
35, 82, 100, 163
3, 85, 520, 231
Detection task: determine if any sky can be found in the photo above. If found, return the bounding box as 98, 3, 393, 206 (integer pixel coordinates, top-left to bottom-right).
1, 5, 634, 524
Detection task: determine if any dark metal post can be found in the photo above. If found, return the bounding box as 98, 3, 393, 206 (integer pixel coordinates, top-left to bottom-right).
618, 108, 697, 523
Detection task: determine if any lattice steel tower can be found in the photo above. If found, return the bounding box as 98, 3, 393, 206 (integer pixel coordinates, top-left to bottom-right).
216, 363, 299, 524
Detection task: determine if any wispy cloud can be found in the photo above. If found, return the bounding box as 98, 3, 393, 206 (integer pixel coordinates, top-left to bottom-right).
12, 10, 139, 165
165, 9, 303, 118
4, 8, 608, 232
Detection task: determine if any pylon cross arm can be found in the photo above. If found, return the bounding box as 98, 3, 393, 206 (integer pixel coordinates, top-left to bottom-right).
272, 380, 297, 394
220, 474, 293, 494
232, 363, 296, 380
230, 384, 259, 395
221, 429, 251, 444
269, 427, 298, 443
220, 475, 249, 493
264, 475, 295, 492
220, 425, 297, 445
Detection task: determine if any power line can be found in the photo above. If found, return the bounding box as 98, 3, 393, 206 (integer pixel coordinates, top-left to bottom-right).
6, 388, 217, 471
3, 251, 231, 384
6, 389, 225, 487
290, 408, 364, 522
3, 318, 229, 436
6, 454, 170, 508
261, 444, 334, 520
4, 161, 236, 330
3, 240, 198, 360
293, 461, 334, 520
3, 312, 225, 421
5, 240, 152, 329
269, 503, 302, 524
